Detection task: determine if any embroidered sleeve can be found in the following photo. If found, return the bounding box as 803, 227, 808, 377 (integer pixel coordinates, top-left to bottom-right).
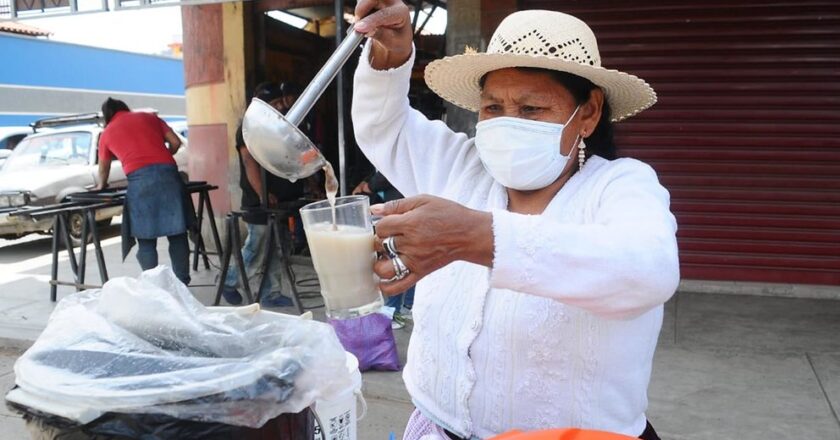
351, 42, 482, 198
490, 160, 680, 319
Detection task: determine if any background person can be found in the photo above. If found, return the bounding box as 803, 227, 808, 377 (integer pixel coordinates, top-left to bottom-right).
222, 82, 305, 307
97, 98, 192, 285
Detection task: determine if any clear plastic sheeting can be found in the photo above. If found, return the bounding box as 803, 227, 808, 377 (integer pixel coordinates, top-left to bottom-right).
12, 266, 354, 428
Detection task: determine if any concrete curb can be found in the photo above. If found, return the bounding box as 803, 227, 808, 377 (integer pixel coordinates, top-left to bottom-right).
679, 280, 840, 301
0, 337, 32, 352
361, 371, 412, 404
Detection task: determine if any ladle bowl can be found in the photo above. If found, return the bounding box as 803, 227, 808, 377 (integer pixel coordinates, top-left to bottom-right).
242, 26, 365, 182
242, 99, 326, 182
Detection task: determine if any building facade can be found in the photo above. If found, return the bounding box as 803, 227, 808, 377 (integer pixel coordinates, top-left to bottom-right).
180, 0, 839, 288
0, 32, 185, 126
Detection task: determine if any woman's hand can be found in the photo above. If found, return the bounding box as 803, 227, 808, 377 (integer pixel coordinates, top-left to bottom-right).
354, 0, 413, 70
372, 195, 494, 295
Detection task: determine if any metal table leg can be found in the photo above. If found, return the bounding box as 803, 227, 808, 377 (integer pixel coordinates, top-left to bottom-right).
59, 213, 79, 278
191, 192, 205, 271
231, 217, 254, 304
203, 191, 224, 265
213, 215, 235, 306
50, 215, 60, 302
256, 215, 277, 304
88, 209, 109, 283
197, 191, 210, 269
272, 214, 304, 314
77, 210, 89, 291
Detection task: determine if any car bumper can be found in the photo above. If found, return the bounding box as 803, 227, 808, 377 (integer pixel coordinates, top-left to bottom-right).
0, 213, 53, 237
0, 206, 123, 237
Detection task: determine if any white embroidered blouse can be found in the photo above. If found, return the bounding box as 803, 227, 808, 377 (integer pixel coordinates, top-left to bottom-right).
351, 44, 680, 439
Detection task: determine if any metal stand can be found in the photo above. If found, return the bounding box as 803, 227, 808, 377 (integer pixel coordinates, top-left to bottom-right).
10, 181, 222, 301
257, 212, 304, 314
214, 212, 255, 306
189, 185, 224, 271
213, 207, 306, 313
41, 203, 114, 301
75, 207, 110, 290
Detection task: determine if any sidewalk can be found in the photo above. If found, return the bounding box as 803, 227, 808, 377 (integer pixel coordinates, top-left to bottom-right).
0, 222, 838, 439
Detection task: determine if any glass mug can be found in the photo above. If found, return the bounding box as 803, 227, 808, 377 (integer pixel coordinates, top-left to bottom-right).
300, 195, 383, 319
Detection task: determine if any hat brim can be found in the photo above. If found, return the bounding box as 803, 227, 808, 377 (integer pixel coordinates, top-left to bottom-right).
424, 52, 657, 122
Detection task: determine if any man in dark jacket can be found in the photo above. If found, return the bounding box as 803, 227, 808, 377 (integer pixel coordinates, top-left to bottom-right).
222, 82, 305, 306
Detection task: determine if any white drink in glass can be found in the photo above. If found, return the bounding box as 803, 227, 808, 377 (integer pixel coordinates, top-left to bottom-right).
300, 195, 383, 319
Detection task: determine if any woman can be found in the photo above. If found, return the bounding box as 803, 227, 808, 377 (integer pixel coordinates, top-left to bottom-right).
352, 3, 679, 440
97, 98, 192, 285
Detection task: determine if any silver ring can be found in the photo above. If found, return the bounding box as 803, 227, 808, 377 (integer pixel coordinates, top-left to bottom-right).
394, 255, 409, 277
382, 236, 399, 259
384, 274, 403, 283
385, 255, 410, 283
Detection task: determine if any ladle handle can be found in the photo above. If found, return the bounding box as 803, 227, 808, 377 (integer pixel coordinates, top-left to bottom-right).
285, 26, 366, 127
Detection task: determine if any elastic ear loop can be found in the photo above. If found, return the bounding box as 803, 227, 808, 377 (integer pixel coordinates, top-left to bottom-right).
578, 132, 587, 169
564, 105, 587, 169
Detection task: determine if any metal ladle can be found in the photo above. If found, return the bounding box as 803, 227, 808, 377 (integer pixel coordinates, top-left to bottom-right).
242, 26, 366, 182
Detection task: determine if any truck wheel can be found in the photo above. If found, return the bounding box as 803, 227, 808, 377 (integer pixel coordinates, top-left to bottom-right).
67, 212, 90, 246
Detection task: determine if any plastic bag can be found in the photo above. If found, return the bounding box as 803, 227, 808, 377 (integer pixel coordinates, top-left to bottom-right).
328, 308, 400, 372
8, 399, 314, 440
10, 266, 353, 429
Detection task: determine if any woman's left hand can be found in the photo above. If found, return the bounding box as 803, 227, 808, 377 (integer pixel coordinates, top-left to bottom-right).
372, 195, 494, 295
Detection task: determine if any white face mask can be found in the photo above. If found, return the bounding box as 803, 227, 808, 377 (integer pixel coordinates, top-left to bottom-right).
474, 106, 581, 191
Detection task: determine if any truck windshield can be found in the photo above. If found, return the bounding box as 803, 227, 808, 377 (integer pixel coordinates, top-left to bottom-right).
3, 132, 92, 170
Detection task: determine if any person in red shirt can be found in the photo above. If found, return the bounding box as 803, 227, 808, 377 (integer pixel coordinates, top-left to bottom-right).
97, 98, 192, 285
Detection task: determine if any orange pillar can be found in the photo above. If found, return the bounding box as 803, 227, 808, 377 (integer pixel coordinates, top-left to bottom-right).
181, 2, 248, 220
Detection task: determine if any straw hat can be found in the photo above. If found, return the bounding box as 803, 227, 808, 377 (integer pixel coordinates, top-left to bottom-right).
425, 10, 656, 122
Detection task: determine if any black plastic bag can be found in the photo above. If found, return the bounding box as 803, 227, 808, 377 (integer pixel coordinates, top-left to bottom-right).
9, 398, 314, 440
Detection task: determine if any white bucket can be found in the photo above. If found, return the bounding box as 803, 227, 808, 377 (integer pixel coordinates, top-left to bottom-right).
313, 352, 366, 440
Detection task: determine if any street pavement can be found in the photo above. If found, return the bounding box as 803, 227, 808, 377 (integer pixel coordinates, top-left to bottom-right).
0, 218, 838, 439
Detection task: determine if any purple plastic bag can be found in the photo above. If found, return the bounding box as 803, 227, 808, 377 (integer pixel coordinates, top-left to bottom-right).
328, 312, 400, 372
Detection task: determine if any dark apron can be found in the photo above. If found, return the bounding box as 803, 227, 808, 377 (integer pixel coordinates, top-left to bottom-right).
120, 164, 195, 260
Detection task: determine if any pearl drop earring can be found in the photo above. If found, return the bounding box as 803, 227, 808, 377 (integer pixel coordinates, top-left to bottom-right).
578, 132, 587, 169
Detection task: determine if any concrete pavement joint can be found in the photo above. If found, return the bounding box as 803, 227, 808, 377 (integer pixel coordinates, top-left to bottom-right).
0, 300, 45, 315
807, 352, 840, 428
678, 280, 840, 300
364, 394, 413, 406
673, 293, 679, 346
679, 345, 840, 358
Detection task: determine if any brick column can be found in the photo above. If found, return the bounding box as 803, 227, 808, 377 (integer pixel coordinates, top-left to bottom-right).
181, 2, 248, 250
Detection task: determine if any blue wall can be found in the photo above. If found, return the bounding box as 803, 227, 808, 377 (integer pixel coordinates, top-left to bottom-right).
0, 114, 185, 126
0, 33, 184, 95
0, 114, 61, 126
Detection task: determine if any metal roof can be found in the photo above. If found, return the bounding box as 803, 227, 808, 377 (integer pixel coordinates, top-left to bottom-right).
0, 21, 51, 37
